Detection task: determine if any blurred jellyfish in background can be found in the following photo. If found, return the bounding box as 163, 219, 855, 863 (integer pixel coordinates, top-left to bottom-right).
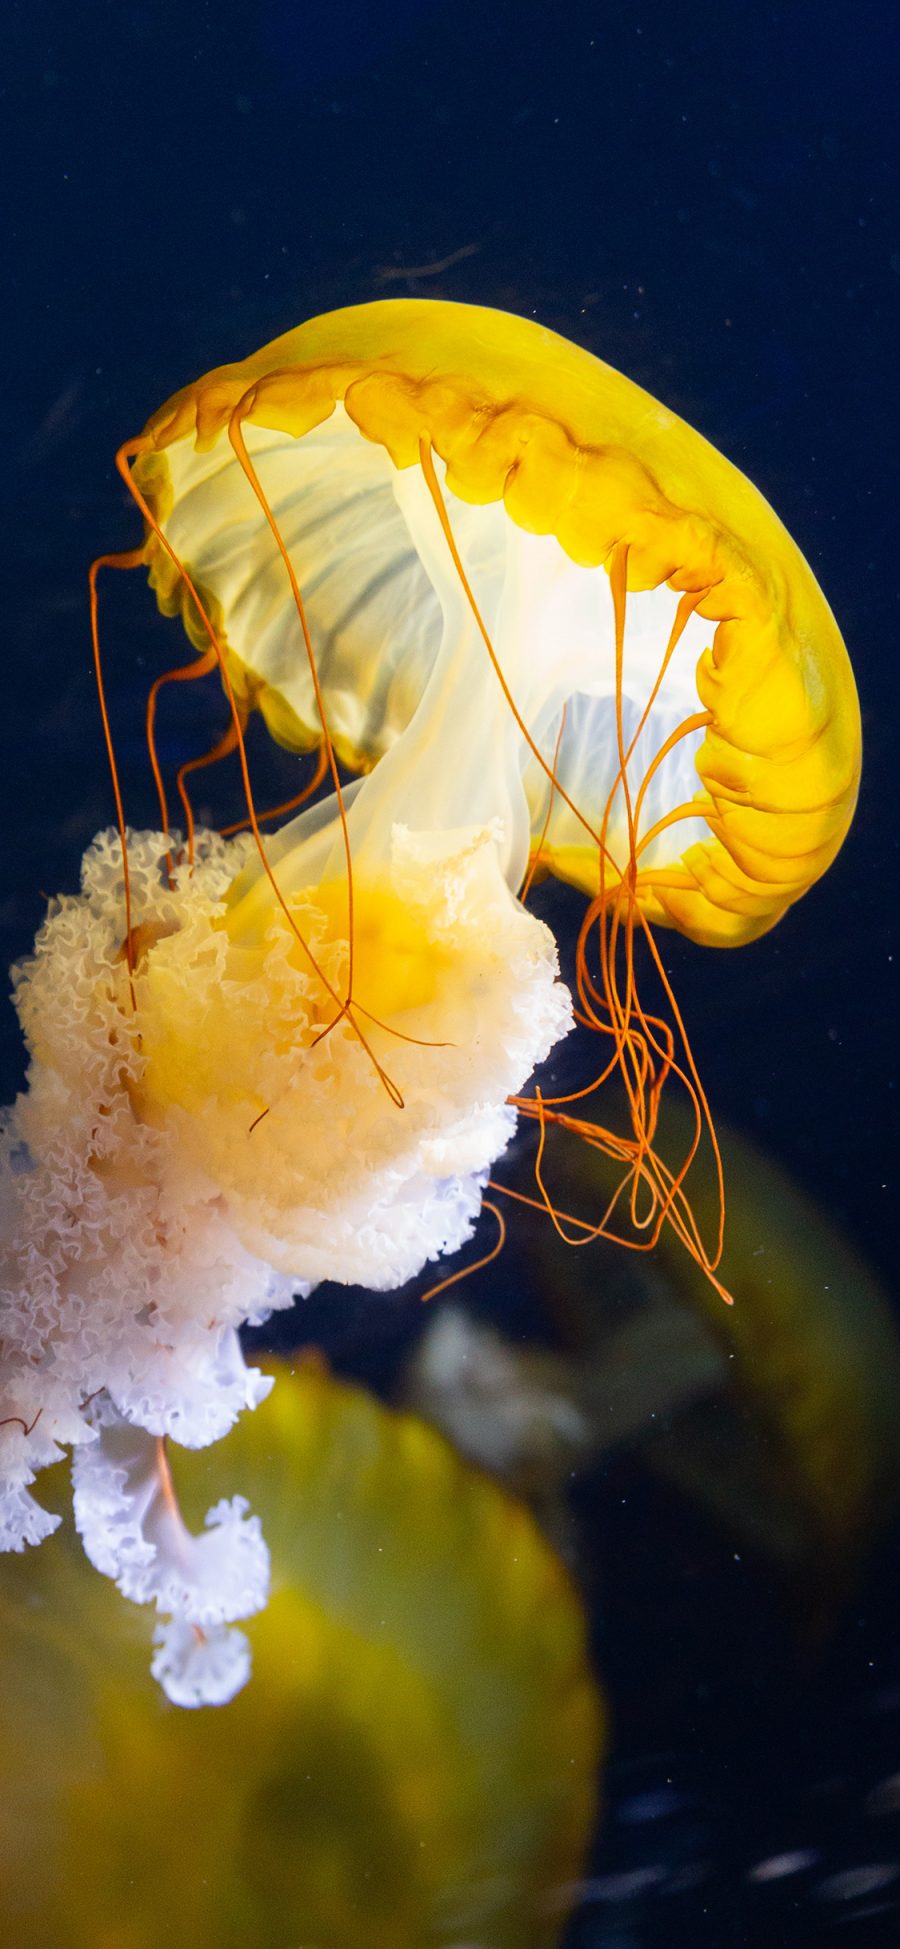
0, 1361, 602, 1949
408, 1107, 900, 1635
0, 301, 860, 1697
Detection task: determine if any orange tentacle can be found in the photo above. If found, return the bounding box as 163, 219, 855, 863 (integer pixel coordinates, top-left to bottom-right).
88, 543, 147, 1001
419, 1198, 506, 1304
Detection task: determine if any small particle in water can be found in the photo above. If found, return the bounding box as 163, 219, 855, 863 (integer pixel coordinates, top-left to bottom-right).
747, 1849, 819, 1883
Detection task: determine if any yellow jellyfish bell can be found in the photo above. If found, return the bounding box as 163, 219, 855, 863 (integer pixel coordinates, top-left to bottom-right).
133, 298, 860, 945
0, 1361, 602, 1949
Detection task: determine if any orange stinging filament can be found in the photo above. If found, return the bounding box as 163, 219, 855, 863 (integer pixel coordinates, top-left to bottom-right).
226, 400, 459, 1095
533, 588, 727, 1292
416, 448, 728, 1298
175, 714, 243, 862
218, 741, 329, 839
226, 398, 359, 1017
88, 543, 147, 1001
112, 437, 408, 1109
419, 1198, 507, 1305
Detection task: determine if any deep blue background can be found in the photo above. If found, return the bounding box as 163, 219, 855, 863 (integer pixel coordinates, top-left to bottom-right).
1, 2, 898, 1942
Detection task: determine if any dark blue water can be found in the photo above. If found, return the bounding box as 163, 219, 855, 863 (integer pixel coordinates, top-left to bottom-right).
2, 2, 898, 1942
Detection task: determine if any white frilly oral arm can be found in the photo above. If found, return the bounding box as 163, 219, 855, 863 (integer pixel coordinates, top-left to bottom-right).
72, 1393, 270, 1707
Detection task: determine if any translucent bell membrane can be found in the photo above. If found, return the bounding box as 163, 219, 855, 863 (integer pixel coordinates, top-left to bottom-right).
161, 404, 713, 905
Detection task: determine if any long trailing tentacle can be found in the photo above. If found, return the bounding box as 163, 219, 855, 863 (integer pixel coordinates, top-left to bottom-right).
521, 702, 567, 903
419, 1199, 507, 1305
225, 396, 458, 1090
112, 437, 411, 1110
97, 423, 729, 1301
226, 403, 359, 1016
116, 424, 454, 1108
145, 643, 219, 876
176, 715, 243, 862
88, 544, 147, 1002
417, 443, 729, 1301
219, 741, 329, 838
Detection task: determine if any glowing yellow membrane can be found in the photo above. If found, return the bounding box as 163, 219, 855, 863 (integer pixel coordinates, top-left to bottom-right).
156, 405, 716, 910
0, 1362, 603, 1949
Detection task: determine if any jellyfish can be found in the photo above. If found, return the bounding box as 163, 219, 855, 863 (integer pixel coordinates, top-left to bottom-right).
408, 1100, 900, 1633
0, 1360, 602, 1948
0, 301, 860, 1700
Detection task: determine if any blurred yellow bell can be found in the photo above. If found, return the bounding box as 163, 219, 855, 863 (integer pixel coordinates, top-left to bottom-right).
0, 1358, 602, 1949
